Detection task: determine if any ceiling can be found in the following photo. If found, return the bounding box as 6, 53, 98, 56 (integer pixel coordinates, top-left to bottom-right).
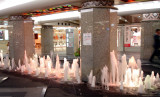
0, 0, 155, 17
0, 0, 81, 16
0, 0, 160, 25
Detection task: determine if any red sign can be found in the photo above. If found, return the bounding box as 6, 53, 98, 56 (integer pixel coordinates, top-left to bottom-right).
124, 44, 130, 47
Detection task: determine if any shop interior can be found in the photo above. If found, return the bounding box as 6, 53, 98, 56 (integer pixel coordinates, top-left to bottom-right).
34, 25, 80, 56
117, 14, 142, 52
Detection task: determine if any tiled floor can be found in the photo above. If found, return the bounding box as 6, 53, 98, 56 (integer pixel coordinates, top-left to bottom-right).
0, 87, 46, 97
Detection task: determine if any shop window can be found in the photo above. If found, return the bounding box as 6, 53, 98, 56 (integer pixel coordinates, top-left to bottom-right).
34, 34, 38, 39
130, 27, 141, 47
0, 29, 9, 41
124, 25, 141, 47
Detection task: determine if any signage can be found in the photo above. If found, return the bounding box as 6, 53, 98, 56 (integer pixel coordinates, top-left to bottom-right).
83, 33, 92, 45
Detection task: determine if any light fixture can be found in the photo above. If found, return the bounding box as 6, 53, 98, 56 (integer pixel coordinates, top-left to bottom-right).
114, 1, 160, 13
38, 35, 41, 38
32, 11, 80, 23
53, 27, 74, 30
0, 0, 34, 10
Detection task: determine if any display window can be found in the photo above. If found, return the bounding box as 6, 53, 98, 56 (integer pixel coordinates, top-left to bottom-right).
53, 28, 66, 52
130, 26, 141, 46
0, 29, 9, 40
124, 25, 141, 47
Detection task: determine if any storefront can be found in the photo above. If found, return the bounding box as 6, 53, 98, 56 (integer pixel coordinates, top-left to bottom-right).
0, 23, 9, 54
34, 26, 80, 56
117, 24, 141, 52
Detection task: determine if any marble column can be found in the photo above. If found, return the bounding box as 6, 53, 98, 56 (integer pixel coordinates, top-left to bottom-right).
141, 13, 160, 60
66, 29, 74, 58
41, 25, 53, 57
9, 16, 35, 65
110, 10, 118, 55
117, 25, 125, 52
74, 28, 79, 53
81, 0, 115, 81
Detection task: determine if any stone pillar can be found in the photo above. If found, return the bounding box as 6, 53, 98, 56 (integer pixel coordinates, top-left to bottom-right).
110, 10, 118, 54
41, 25, 53, 57
66, 29, 74, 58
117, 25, 125, 52
74, 28, 79, 53
81, 0, 115, 81
141, 13, 160, 60
9, 16, 35, 65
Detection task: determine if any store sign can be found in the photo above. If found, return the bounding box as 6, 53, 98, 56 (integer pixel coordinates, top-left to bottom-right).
83, 33, 92, 45
124, 44, 130, 47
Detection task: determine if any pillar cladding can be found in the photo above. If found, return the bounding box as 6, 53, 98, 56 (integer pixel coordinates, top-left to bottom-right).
81, 0, 115, 82
9, 16, 35, 65
141, 13, 160, 60
74, 28, 79, 53
41, 25, 53, 57
110, 10, 118, 55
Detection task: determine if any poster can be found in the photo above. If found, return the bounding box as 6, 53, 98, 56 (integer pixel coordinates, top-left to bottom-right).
83, 33, 92, 45
66, 32, 74, 47
130, 26, 141, 46
124, 26, 131, 47
0, 30, 4, 40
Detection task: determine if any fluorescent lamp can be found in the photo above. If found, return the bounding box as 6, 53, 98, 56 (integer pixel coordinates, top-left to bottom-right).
5, 30, 9, 40
53, 27, 75, 30
114, 1, 160, 13
32, 11, 80, 23
0, 0, 34, 10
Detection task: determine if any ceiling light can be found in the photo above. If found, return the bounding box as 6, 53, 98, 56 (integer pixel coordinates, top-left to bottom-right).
0, 0, 34, 10
32, 11, 80, 23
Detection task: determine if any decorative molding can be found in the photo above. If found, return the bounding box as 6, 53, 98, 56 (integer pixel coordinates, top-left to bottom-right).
9, 15, 31, 21
143, 13, 160, 21
82, 0, 114, 8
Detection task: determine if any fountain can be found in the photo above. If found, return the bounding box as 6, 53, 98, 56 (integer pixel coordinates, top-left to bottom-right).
11, 58, 15, 70
137, 78, 145, 94
71, 59, 80, 83
3, 56, 9, 69
87, 50, 160, 94
40, 58, 45, 73
156, 73, 159, 82
88, 70, 93, 85
110, 51, 119, 84
55, 54, 60, 71
63, 58, 70, 81
120, 81, 123, 90
101, 66, 109, 89
0, 49, 160, 96
91, 76, 96, 87
0, 50, 4, 65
